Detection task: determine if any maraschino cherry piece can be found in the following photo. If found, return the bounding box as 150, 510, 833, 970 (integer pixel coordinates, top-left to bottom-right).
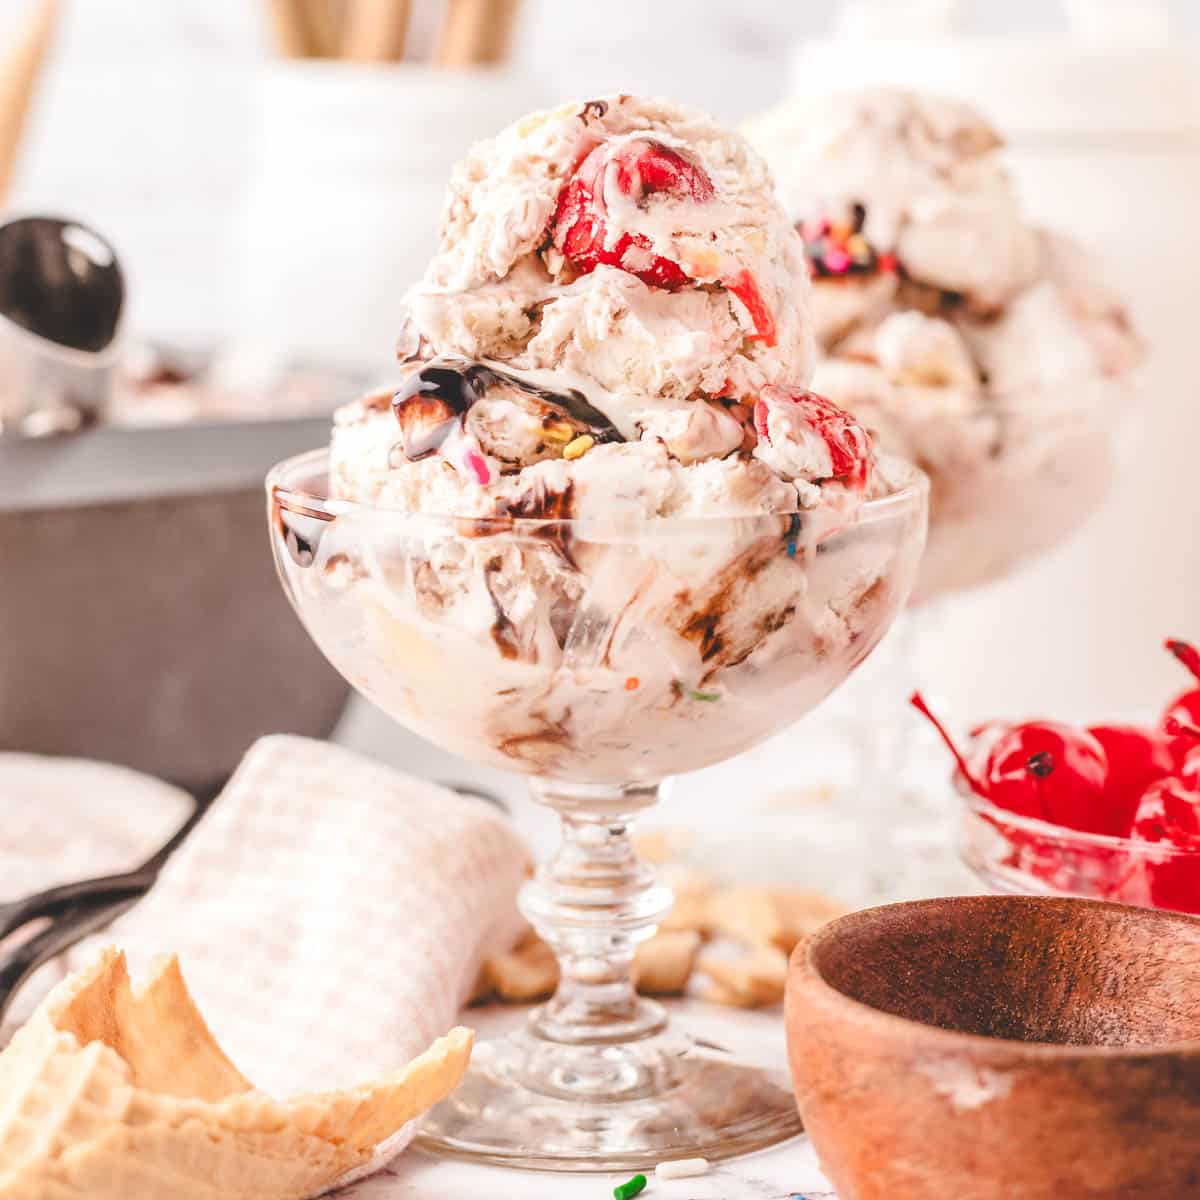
1181, 750, 1200, 790
755, 387, 873, 490
1166, 717, 1200, 787
1130, 775, 1200, 913
1163, 638, 1200, 760
983, 722, 1111, 832
1133, 777, 1200, 843
912, 694, 1112, 830
551, 136, 778, 341
1086, 724, 1174, 837
726, 269, 778, 346
552, 137, 713, 292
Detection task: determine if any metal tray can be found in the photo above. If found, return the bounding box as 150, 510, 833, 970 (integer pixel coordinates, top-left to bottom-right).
0, 414, 350, 794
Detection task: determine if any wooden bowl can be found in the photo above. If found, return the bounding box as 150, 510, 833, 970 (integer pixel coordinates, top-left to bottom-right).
786, 895, 1200, 1200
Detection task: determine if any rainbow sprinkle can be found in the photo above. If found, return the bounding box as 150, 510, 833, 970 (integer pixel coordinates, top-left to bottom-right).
800, 207, 898, 280
613, 1174, 648, 1200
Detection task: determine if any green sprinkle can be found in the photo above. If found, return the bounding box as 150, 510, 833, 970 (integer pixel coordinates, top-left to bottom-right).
688, 688, 720, 703
614, 1175, 648, 1200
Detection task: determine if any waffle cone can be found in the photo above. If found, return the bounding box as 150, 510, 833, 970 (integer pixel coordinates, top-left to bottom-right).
0, 949, 473, 1199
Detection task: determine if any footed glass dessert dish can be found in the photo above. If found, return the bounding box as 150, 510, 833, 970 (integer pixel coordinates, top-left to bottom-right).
268, 449, 927, 1170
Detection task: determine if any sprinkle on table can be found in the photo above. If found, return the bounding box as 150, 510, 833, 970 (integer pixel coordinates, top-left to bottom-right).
613, 1173, 648, 1200
655, 1156, 709, 1180
687, 688, 720, 703
563, 434, 596, 460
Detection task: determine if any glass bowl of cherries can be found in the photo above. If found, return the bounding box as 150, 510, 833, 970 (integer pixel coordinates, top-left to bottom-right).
915, 640, 1200, 916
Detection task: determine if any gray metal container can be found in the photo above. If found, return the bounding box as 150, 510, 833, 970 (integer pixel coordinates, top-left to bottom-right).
1, 415, 349, 795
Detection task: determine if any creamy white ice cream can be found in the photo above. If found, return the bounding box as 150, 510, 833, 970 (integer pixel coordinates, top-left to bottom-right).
307, 95, 925, 781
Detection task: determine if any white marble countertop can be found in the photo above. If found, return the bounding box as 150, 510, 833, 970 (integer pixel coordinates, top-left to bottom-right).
339, 1003, 836, 1200
362, 1138, 834, 1200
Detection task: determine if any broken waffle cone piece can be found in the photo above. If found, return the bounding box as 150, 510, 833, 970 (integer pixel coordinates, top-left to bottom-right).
0, 948, 473, 1200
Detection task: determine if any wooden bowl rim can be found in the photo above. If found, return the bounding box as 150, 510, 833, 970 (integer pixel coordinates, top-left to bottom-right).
793, 894, 1200, 1059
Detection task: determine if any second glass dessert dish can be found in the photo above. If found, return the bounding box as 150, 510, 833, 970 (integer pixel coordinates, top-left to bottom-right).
267, 93, 929, 1169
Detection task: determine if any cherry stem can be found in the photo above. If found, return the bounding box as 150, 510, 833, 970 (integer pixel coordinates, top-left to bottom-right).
1167, 639, 1200, 685
1166, 716, 1200, 743
909, 692, 987, 799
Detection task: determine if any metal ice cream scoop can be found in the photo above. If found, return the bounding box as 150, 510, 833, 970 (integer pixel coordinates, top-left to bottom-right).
0, 215, 125, 436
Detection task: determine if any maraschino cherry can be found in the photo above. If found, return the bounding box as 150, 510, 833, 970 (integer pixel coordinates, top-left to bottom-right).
552, 138, 714, 291
911, 693, 1113, 833
754, 386, 873, 490
1085, 724, 1173, 836
1163, 638, 1200, 760
551, 137, 777, 343
1129, 768, 1200, 913
1166, 716, 1200, 788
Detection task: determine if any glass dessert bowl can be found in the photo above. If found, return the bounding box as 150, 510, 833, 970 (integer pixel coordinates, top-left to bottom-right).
268, 448, 928, 1171
896, 366, 1132, 604
960, 786, 1200, 917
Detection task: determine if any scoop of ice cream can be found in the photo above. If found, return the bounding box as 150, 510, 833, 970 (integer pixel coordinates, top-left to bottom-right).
744, 85, 1142, 601
405, 95, 815, 456
334, 94, 877, 524
743, 87, 1040, 315
812, 325, 989, 474
1035, 230, 1145, 378
955, 281, 1098, 397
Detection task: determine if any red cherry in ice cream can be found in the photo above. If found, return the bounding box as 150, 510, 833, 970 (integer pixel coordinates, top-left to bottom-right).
754, 387, 872, 490
1086, 723, 1174, 836
726, 269, 778, 347
1163, 639, 1200, 761
552, 137, 778, 342
552, 138, 714, 292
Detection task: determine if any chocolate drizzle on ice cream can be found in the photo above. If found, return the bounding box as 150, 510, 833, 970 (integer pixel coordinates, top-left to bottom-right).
392, 358, 623, 476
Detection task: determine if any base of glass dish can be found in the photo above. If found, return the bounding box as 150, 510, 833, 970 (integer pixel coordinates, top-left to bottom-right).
415, 1024, 802, 1171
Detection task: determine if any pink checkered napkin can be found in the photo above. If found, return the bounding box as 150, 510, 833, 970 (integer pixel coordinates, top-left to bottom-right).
67, 734, 530, 1104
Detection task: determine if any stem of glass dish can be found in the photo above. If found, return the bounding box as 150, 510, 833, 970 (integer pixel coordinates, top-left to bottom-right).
521, 780, 674, 1053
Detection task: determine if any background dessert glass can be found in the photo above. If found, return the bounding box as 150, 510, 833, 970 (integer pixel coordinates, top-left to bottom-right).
267, 447, 928, 1170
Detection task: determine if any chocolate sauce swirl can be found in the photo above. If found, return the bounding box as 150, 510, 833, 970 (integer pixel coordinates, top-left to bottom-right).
391, 358, 623, 463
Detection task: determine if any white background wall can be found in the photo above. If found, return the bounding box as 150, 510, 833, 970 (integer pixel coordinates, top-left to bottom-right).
8, 0, 1200, 342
